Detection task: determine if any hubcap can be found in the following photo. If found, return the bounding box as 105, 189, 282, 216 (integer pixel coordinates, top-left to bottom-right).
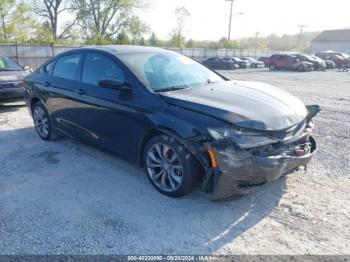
33, 106, 49, 138
146, 143, 183, 192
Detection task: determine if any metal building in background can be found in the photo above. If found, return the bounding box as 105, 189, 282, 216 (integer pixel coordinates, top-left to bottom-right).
311, 29, 350, 54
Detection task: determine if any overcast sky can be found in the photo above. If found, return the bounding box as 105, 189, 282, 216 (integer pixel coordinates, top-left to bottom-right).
135, 0, 350, 40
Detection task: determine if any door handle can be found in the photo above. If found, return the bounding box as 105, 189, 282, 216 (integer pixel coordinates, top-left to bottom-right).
44, 81, 51, 87
75, 89, 86, 95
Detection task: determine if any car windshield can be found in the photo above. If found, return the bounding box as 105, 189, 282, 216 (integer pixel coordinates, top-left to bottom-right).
311, 55, 323, 61
302, 55, 317, 61
0, 56, 23, 71
247, 57, 258, 62
232, 57, 243, 62
119, 52, 224, 92
340, 53, 350, 59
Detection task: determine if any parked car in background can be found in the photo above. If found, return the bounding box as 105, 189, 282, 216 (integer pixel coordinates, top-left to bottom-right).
293, 54, 326, 71
257, 56, 269, 65
0, 56, 30, 103
202, 57, 239, 70
324, 60, 336, 69
316, 51, 350, 60
266, 54, 314, 72
315, 52, 350, 69
230, 57, 250, 69
240, 57, 265, 68
23, 46, 318, 200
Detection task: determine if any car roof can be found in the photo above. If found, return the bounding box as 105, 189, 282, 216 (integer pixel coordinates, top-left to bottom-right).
80, 45, 167, 55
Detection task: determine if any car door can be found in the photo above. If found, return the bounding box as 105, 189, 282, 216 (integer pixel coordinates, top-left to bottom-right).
44, 52, 85, 137
278, 55, 288, 69
71, 51, 149, 158
274, 55, 283, 68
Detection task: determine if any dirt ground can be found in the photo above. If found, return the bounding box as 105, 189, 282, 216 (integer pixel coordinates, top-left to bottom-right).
0, 69, 349, 255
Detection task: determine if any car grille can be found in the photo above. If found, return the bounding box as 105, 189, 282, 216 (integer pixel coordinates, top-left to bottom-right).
0, 81, 22, 89
268, 120, 307, 142
248, 127, 313, 157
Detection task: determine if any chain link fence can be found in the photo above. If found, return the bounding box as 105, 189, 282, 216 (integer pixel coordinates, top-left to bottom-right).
0, 44, 289, 70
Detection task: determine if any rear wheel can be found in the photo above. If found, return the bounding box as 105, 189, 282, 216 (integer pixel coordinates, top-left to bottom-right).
144, 134, 201, 198
32, 101, 56, 141
269, 64, 276, 71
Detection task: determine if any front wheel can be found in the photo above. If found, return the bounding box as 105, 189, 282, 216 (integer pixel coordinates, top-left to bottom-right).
296, 65, 305, 72
144, 135, 201, 198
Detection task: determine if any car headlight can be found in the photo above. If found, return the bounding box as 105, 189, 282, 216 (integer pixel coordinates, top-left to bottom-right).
208, 127, 277, 149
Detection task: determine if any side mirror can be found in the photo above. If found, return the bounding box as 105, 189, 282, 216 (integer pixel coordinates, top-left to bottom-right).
98, 79, 132, 91
22, 65, 31, 71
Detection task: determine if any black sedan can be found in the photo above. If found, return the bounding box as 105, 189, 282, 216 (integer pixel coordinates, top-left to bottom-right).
24, 46, 318, 200
0, 56, 30, 103
230, 57, 250, 69
293, 54, 326, 71
240, 57, 265, 68
202, 57, 239, 70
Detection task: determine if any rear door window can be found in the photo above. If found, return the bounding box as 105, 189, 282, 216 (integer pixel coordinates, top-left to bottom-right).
53, 53, 82, 80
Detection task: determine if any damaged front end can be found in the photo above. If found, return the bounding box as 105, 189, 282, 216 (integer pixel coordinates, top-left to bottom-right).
188, 105, 320, 201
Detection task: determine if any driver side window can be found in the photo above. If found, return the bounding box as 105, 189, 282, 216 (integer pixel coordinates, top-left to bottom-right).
82, 52, 125, 86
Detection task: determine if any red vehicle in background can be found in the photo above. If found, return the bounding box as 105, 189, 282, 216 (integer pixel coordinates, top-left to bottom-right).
266, 54, 314, 72
315, 52, 350, 69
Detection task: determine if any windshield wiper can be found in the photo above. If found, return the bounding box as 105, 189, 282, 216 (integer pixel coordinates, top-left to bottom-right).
155, 87, 186, 92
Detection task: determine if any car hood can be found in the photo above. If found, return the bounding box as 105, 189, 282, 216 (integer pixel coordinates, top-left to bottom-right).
161, 80, 308, 131
0, 70, 28, 82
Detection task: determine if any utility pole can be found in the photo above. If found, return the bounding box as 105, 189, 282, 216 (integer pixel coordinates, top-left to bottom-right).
226, 0, 235, 41
226, 0, 243, 41
297, 24, 307, 46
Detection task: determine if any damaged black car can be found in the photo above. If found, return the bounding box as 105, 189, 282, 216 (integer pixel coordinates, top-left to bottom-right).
24, 46, 319, 201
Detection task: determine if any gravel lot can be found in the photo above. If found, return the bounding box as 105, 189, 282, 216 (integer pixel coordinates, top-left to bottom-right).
0, 69, 349, 255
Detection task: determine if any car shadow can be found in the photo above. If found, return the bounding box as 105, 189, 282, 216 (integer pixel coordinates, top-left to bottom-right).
0, 102, 26, 114
0, 126, 287, 254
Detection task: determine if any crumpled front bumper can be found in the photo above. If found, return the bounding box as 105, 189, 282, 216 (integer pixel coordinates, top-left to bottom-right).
201, 135, 316, 201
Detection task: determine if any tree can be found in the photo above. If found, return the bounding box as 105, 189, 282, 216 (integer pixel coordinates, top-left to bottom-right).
148, 32, 158, 46
116, 31, 131, 44
128, 15, 149, 44
169, 6, 190, 47
34, 0, 77, 40
0, 0, 39, 42
74, 0, 136, 43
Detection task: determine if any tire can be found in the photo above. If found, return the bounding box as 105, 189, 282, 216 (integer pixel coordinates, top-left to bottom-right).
269, 64, 276, 71
341, 63, 348, 70
143, 134, 202, 198
296, 65, 304, 72
32, 101, 57, 141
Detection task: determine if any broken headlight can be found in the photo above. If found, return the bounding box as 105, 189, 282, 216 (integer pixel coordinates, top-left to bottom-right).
208, 127, 277, 149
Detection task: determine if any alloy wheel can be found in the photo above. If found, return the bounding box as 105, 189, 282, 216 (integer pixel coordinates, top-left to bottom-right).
33, 106, 49, 138
146, 143, 183, 192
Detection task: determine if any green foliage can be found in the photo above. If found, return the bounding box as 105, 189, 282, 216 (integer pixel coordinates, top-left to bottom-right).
74, 0, 133, 43
0, 0, 320, 52
0, 0, 41, 42
169, 30, 186, 48
148, 32, 159, 46
128, 15, 149, 44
